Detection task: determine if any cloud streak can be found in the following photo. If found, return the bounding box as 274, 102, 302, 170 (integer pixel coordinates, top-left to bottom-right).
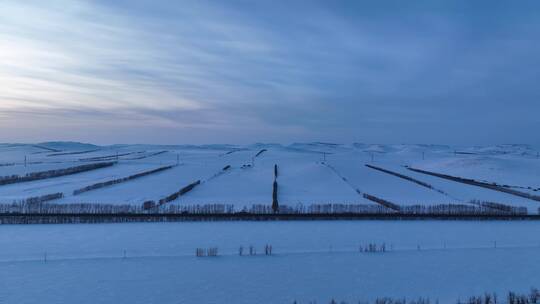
0, 0, 539, 144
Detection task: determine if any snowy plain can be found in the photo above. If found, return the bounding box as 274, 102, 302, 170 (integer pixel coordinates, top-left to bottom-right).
2, 142, 540, 303
1, 142, 540, 212
1, 221, 540, 304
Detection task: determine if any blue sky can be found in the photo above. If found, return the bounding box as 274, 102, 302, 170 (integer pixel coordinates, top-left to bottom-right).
0, 0, 539, 144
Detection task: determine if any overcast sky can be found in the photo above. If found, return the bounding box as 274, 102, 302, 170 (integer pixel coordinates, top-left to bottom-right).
1, 0, 539, 145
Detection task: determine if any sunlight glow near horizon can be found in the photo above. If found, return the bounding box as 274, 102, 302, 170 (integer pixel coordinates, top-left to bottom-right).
1, 0, 539, 145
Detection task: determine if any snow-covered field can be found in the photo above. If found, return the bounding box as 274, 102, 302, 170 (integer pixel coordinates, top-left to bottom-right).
1, 221, 540, 303
1, 142, 540, 212
2, 142, 540, 303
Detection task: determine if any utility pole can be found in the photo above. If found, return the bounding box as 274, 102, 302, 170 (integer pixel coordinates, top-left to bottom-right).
24, 155, 27, 167
422, 151, 425, 160
176, 153, 180, 165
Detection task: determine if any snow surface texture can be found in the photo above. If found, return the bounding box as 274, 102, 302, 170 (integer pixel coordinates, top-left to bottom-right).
1, 221, 540, 304
0, 142, 540, 211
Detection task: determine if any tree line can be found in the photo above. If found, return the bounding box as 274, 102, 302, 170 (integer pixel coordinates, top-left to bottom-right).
142, 180, 202, 210
0, 162, 116, 186
255, 149, 268, 157
0, 201, 533, 216
407, 167, 540, 202
272, 164, 279, 213
73, 165, 175, 195
303, 287, 540, 304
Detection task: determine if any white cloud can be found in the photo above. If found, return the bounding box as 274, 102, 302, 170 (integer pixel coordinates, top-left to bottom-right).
0, 1, 538, 144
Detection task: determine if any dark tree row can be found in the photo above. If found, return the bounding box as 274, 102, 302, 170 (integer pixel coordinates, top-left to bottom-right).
142, 180, 202, 209
206, 165, 233, 182
0, 202, 141, 214
196, 247, 218, 257
407, 167, 540, 202
362, 193, 401, 211
73, 165, 175, 195
219, 148, 247, 157
359, 242, 388, 253
457, 288, 540, 304
365, 164, 441, 193
299, 287, 540, 304
272, 164, 279, 213
0, 162, 116, 186
246, 203, 393, 214
0, 201, 532, 216
255, 149, 267, 157
468, 200, 528, 215
400, 203, 527, 216
160, 204, 235, 214
24, 193, 64, 205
